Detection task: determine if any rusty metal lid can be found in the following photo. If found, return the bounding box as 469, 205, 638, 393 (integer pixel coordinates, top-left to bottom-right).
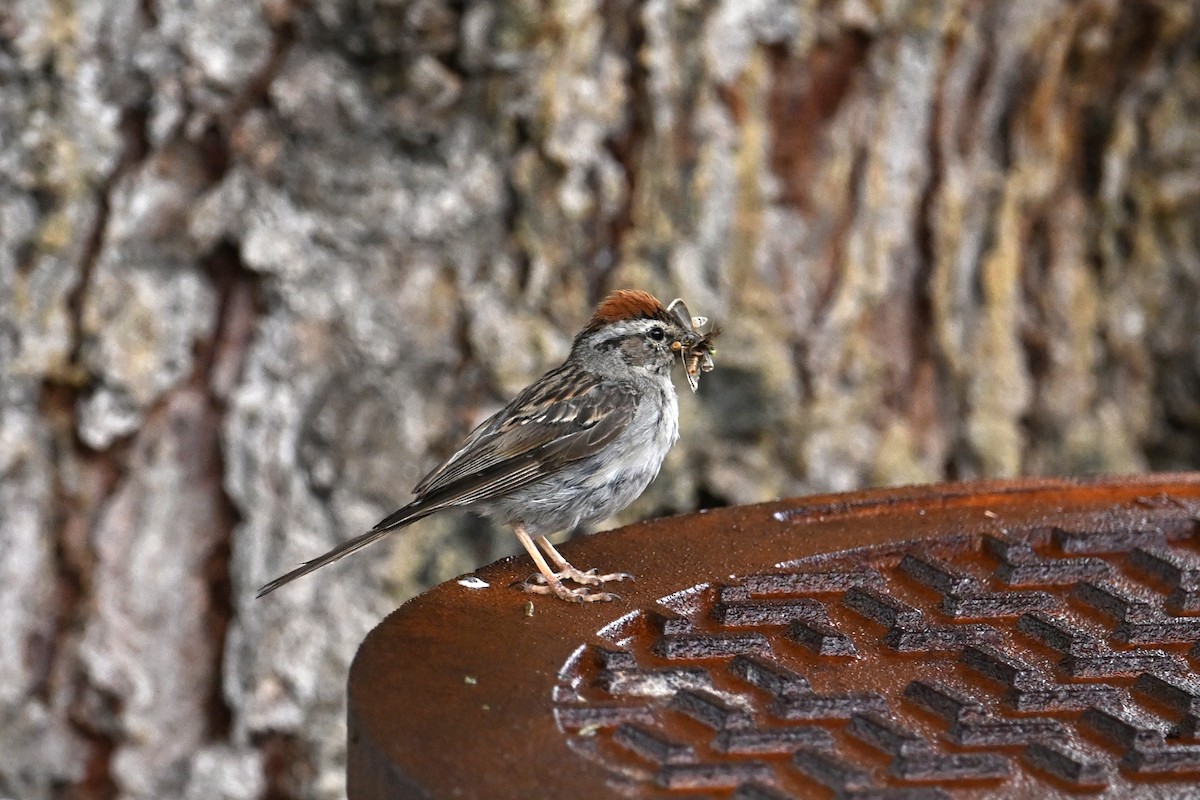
348, 474, 1200, 799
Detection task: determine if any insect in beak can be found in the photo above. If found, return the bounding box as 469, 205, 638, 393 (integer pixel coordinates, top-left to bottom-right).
666, 299, 721, 393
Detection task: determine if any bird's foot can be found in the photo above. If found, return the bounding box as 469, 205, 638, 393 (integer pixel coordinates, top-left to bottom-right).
535, 566, 634, 587
518, 577, 621, 603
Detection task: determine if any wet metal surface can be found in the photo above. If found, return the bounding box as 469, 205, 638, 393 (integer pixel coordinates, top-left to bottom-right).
348, 474, 1200, 798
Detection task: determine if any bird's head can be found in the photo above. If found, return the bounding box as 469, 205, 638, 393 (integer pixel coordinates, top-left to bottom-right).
573, 290, 720, 389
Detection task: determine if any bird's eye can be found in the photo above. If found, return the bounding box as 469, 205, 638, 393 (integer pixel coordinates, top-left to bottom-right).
648, 326, 665, 341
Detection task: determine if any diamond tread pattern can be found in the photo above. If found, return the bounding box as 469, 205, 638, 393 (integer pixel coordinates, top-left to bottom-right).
554, 517, 1200, 797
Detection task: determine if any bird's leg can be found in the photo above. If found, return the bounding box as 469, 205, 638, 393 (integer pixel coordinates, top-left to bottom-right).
511, 525, 618, 603
535, 536, 633, 586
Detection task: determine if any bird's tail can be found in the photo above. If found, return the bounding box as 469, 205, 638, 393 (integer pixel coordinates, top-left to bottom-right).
256, 503, 433, 598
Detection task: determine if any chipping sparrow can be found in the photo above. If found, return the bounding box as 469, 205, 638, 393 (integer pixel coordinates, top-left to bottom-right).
257, 289, 718, 603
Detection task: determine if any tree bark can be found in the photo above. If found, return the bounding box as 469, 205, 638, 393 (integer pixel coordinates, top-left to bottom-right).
2, 0, 1197, 797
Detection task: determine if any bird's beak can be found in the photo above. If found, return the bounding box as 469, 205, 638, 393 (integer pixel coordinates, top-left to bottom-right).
666, 297, 719, 393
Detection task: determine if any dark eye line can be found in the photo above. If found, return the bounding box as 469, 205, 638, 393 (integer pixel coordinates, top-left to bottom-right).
595, 331, 634, 350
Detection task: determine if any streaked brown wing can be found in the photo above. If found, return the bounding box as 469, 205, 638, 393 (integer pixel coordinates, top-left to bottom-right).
410, 365, 636, 504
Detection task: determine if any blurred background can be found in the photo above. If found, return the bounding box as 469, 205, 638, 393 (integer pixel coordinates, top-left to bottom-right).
2, 0, 1198, 797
